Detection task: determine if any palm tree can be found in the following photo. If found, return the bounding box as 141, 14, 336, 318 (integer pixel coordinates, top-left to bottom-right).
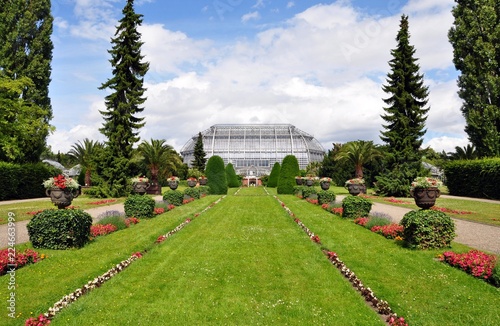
334, 140, 381, 178
138, 139, 183, 190
447, 144, 477, 160
68, 139, 103, 186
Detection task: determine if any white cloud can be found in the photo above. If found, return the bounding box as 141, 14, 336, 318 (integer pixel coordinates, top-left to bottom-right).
287, 2, 295, 9
242, 11, 261, 23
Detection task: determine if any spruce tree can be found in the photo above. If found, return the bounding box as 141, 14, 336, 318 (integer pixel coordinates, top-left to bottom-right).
0, 0, 53, 162
277, 155, 300, 195
267, 162, 281, 188
449, 0, 500, 157
377, 15, 429, 197
99, 0, 149, 197
192, 132, 207, 172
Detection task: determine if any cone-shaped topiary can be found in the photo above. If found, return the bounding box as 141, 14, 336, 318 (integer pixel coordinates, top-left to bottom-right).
267, 162, 280, 188
225, 163, 240, 188
277, 155, 300, 194
206, 155, 228, 195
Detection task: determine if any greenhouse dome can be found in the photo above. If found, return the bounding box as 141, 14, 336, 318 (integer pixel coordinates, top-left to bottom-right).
180, 124, 325, 176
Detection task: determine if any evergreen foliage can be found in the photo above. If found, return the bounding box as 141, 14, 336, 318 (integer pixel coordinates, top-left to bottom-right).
205, 155, 228, 195
342, 196, 372, 219
449, 1, 500, 157
267, 162, 281, 188
225, 163, 240, 188
68, 139, 103, 187
0, 0, 54, 162
98, 0, 149, 197
377, 15, 429, 197
163, 190, 184, 206
0, 162, 59, 200
192, 132, 207, 172
400, 210, 456, 249
317, 190, 336, 205
124, 194, 155, 218
319, 144, 352, 187
138, 139, 178, 187
277, 155, 300, 194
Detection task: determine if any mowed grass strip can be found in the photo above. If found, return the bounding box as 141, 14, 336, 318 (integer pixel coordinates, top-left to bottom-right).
277, 192, 500, 326
0, 196, 216, 325
52, 188, 384, 325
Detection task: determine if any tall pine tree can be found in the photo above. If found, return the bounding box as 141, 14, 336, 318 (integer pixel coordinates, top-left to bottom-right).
99, 0, 149, 197
192, 132, 207, 172
449, 0, 500, 157
376, 15, 429, 197
0, 0, 53, 162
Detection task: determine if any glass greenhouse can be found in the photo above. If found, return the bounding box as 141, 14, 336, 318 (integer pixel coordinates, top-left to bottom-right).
180, 124, 325, 176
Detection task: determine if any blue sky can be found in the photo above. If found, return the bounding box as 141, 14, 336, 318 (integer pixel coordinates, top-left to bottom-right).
48, 0, 466, 154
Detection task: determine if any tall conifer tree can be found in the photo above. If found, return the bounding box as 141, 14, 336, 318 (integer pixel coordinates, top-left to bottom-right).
449, 0, 500, 157
99, 0, 149, 197
0, 0, 53, 162
192, 132, 207, 172
376, 15, 429, 197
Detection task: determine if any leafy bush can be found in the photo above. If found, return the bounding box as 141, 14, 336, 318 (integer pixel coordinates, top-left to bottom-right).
27, 209, 92, 249
444, 158, 500, 199
198, 186, 210, 196
124, 195, 155, 218
267, 162, 281, 188
163, 190, 184, 206
277, 155, 300, 194
490, 264, 500, 287
342, 196, 372, 218
400, 210, 456, 249
317, 190, 336, 205
302, 186, 317, 199
225, 163, 240, 188
206, 155, 228, 195
184, 187, 200, 199
293, 186, 306, 197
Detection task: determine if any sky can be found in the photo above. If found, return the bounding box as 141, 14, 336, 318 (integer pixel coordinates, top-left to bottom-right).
47, 0, 468, 155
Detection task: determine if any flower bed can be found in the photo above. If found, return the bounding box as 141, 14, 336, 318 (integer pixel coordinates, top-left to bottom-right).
440, 250, 497, 281
430, 206, 472, 215
88, 199, 117, 205
0, 248, 46, 276
371, 224, 404, 239
124, 217, 140, 227
90, 224, 117, 237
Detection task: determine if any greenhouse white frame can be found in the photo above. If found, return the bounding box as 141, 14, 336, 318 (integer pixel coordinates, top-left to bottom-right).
180, 124, 325, 176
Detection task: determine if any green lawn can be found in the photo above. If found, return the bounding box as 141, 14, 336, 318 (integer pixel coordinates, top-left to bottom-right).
1, 187, 499, 325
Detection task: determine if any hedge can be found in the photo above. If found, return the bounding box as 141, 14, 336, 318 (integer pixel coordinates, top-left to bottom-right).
206, 155, 228, 195
0, 162, 60, 200
277, 155, 300, 195
267, 162, 281, 188
443, 158, 500, 199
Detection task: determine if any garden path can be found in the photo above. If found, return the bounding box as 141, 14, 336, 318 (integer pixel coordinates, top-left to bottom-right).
1, 195, 499, 254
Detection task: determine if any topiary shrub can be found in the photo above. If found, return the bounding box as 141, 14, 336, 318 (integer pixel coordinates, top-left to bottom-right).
184, 187, 200, 199
27, 209, 92, 249
124, 194, 155, 218
198, 186, 210, 196
277, 155, 300, 194
163, 190, 184, 206
225, 163, 240, 188
317, 190, 336, 205
267, 162, 281, 188
206, 155, 228, 195
302, 186, 317, 199
342, 196, 372, 218
400, 210, 456, 249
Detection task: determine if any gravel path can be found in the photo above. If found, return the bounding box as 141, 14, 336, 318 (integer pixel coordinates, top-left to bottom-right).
1, 195, 499, 254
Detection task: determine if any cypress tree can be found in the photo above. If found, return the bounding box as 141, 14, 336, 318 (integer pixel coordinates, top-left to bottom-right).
192, 132, 207, 172
376, 15, 429, 197
449, 0, 500, 157
0, 0, 53, 162
98, 0, 149, 197
267, 162, 281, 188
225, 163, 240, 188
206, 155, 227, 195
277, 155, 300, 195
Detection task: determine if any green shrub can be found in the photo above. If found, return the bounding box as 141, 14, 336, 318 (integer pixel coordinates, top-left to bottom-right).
96, 214, 127, 231
0, 162, 59, 200
489, 264, 500, 287
342, 196, 372, 218
317, 190, 336, 205
444, 158, 500, 199
124, 195, 155, 218
198, 186, 210, 196
293, 186, 305, 196
400, 210, 456, 249
267, 162, 281, 188
27, 209, 92, 249
163, 190, 184, 206
206, 155, 228, 195
225, 163, 240, 188
277, 155, 300, 195
302, 186, 317, 199
365, 214, 392, 230
184, 187, 200, 199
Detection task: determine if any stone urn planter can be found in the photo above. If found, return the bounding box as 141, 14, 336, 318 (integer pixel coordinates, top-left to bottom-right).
198, 177, 207, 185
168, 182, 179, 190
187, 179, 197, 187
305, 178, 314, 187
133, 181, 150, 195
410, 187, 440, 209
295, 177, 303, 185
347, 184, 365, 196
320, 182, 330, 190
46, 187, 79, 209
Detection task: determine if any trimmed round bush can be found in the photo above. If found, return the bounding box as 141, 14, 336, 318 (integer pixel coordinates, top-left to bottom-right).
206, 155, 228, 195
302, 186, 317, 199
124, 194, 155, 218
277, 155, 300, 194
184, 187, 200, 199
400, 210, 456, 249
317, 190, 336, 205
267, 162, 281, 188
163, 190, 184, 206
27, 209, 92, 249
342, 195, 372, 218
